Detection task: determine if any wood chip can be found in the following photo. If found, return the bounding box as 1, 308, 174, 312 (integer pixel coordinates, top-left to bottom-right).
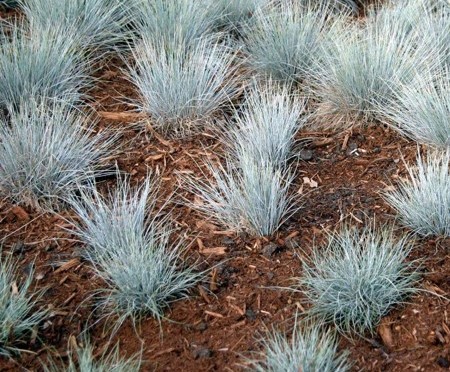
11, 206, 30, 222
199, 246, 227, 256
378, 318, 394, 349
54, 258, 80, 274
97, 111, 146, 122
205, 310, 225, 318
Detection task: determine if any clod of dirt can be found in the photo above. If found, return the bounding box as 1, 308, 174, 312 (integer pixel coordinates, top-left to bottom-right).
436, 356, 450, 368
192, 347, 213, 359
262, 242, 280, 258
299, 149, 314, 161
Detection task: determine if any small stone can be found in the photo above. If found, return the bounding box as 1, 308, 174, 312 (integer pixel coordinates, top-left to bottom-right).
437, 356, 450, 368
284, 237, 299, 250
245, 308, 256, 322
346, 142, 358, 156
267, 272, 274, 281
192, 348, 213, 359
195, 322, 208, 332
221, 237, 235, 246
262, 242, 279, 258
299, 149, 313, 161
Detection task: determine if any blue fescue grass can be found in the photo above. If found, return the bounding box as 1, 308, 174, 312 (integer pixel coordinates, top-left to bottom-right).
0, 250, 46, 356
42, 338, 141, 372
131, 0, 217, 50
0, 21, 92, 111
309, 0, 439, 127
381, 71, 450, 148
298, 225, 420, 337
384, 150, 450, 238
205, 0, 268, 34
242, 1, 344, 84
21, 0, 131, 54
126, 37, 241, 137
183, 156, 297, 237
226, 80, 307, 169
246, 322, 350, 372
0, 100, 117, 211
68, 177, 205, 331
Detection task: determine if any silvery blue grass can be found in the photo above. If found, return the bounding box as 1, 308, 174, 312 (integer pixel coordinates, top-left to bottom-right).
0, 100, 116, 211
243, 1, 342, 83
127, 38, 241, 137
299, 225, 420, 336
0, 22, 92, 111
309, 1, 439, 127
68, 177, 205, 330
247, 323, 350, 372
226, 80, 307, 169
184, 156, 297, 237
21, 0, 130, 53
132, 0, 217, 49
381, 71, 450, 148
42, 339, 141, 372
384, 151, 450, 237
0, 251, 46, 356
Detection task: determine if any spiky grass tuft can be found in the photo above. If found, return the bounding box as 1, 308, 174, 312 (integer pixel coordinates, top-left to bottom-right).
243, 2, 339, 84
205, 0, 267, 34
299, 225, 420, 336
0, 21, 92, 111
68, 177, 204, 329
226, 80, 307, 169
384, 151, 450, 237
132, 0, 216, 49
21, 0, 131, 53
247, 323, 350, 372
0, 250, 46, 356
42, 339, 141, 372
0, 100, 116, 211
184, 156, 297, 237
127, 38, 240, 137
309, 1, 438, 127
381, 71, 450, 148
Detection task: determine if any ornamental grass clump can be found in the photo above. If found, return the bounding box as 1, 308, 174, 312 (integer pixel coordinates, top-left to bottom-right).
68, 177, 205, 329
381, 71, 450, 148
127, 38, 240, 137
226, 81, 307, 169
21, 0, 131, 54
0, 100, 116, 211
184, 156, 297, 237
242, 2, 341, 84
247, 324, 350, 372
205, 0, 267, 34
0, 250, 46, 356
309, 1, 437, 127
132, 0, 216, 50
42, 339, 141, 372
299, 225, 420, 336
384, 151, 450, 237
0, 22, 91, 111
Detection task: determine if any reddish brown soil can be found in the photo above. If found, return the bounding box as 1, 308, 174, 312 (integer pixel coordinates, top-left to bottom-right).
2, 7, 450, 372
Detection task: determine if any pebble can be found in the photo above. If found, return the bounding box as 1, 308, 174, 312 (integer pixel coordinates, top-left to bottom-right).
192, 348, 212, 359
